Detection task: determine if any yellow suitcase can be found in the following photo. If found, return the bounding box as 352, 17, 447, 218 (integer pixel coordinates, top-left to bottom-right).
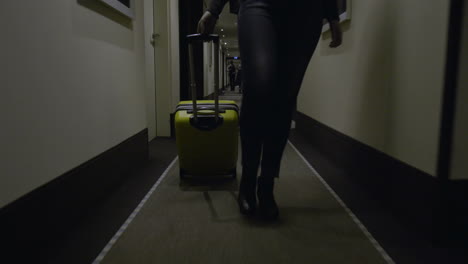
175, 100, 239, 178
175, 34, 239, 179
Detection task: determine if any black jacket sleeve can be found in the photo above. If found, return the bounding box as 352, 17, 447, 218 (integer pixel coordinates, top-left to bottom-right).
323, 0, 340, 22
207, 0, 229, 18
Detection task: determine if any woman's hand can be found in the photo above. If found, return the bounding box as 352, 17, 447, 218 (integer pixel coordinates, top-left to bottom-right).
197, 11, 217, 35
329, 20, 343, 48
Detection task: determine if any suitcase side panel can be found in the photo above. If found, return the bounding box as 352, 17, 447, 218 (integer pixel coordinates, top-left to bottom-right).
175, 109, 239, 175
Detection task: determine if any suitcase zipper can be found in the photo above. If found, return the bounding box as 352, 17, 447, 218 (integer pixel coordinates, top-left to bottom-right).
175, 104, 239, 113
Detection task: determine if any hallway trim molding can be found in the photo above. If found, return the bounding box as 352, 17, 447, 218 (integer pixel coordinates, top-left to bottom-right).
437, 0, 465, 181
0, 129, 149, 260
92, 156, 178, 264
293, 111, 468, 244
288, 141, 395, 264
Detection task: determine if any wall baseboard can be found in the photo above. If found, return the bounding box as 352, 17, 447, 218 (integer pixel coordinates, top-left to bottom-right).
0, 129, 149, 260
293, 111, 468, 244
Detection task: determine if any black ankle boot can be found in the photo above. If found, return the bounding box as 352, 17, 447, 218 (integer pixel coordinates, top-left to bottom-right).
237, 175, 257, 215
257, 176, 279, 220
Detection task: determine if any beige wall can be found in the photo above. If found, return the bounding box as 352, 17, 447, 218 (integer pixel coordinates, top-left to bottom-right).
204, 42, 216, 96
154, 0, 171, 136
144, 0, 157, 141
0, 0, 148, 208
169, 0, 181, 110
154, 0, 180, 137
450, 0, 468, 180
298, 0, 450, 176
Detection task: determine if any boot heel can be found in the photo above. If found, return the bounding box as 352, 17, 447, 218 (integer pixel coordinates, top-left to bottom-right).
257, 176, 279, 220
237, 175, 257, 215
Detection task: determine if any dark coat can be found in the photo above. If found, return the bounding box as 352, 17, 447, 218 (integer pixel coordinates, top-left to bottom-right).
207, 0, 340, 22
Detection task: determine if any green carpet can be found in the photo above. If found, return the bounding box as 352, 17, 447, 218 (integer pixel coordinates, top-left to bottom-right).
98, 143, 390, 264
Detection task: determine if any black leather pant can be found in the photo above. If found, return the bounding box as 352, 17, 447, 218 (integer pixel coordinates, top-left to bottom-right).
238, 0, 324, 178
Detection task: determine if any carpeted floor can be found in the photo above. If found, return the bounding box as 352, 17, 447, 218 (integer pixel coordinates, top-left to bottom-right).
95, 142, 391, 264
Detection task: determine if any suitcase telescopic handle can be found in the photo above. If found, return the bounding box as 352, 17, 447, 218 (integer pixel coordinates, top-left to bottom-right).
187, 34, 220, 122
187, 34, 220, 43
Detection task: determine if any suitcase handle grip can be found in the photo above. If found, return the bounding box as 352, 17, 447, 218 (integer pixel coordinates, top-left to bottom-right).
187, 34, 220, 122
187, 106, 226, 114
189, 115, 224, 131
187, 34, 220, 43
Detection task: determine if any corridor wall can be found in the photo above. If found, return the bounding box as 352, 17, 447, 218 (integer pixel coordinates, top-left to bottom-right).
204, 42, 216, 96
450, 0, 468, 180
298, 0, 450, 176
0, 1, 147, 208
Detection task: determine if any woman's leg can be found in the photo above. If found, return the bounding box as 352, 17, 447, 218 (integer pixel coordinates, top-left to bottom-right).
260, 3, 324, 178
254, 3, 324, 220
238, 0, 278, 179
237, 0, 278, 214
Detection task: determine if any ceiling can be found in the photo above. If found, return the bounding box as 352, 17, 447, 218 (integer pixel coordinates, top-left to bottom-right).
204, 1, 240, 57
